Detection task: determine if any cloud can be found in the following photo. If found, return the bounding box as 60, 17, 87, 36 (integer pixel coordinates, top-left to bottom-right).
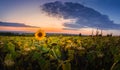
63, 27, 80, 30
41, 1, 120, 30
0, 21, 36, 27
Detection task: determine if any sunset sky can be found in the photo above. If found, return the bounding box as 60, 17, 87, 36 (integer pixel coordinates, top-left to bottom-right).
0, 0, 120, 35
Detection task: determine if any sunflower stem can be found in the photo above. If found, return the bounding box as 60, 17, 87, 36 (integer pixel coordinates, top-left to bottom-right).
51, 49, 58, 59
110, 60, 119, 70
39, 40, 41, 45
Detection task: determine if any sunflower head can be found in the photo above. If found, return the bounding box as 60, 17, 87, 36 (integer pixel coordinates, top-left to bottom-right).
35, 29, 46, 40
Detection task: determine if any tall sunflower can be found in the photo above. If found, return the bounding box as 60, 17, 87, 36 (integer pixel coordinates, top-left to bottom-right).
35, 29, 46, 40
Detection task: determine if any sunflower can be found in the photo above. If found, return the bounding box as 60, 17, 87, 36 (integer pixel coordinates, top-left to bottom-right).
35, 29, 46, 40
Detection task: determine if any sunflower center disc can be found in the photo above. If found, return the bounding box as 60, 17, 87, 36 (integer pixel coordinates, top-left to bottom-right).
38, 32, 42, 37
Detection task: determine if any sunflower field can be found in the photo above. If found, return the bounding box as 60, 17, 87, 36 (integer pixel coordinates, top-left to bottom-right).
0, 34, 120, 70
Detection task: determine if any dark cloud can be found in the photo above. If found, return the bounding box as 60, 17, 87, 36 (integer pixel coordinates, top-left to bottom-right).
0, 21, 35, 27
41, 1, 120, 30
63, 27, 79, 30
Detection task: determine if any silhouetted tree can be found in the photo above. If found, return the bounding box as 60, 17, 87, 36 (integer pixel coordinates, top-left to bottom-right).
79, 33, 82, 36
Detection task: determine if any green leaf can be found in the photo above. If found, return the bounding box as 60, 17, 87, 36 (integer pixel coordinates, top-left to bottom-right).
7, 42, 15, 53
62, 62, 71, 70
54, 48, 61, 58
68, 50, 74, 60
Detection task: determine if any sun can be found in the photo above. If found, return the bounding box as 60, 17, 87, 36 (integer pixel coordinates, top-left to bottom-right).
35, 29, 46, 40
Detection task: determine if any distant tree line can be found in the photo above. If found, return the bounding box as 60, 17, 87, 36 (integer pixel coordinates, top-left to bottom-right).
0, 31, 114, 37
0, 32, 79, 36
0, 32, 34, 36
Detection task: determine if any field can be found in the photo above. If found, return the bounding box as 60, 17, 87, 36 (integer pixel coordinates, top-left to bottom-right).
0, 35, 120, 70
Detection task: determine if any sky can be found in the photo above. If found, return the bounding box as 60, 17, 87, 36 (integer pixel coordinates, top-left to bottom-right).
0, 0, 120, 35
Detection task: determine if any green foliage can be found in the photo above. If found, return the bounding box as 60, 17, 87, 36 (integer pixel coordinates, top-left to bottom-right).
0, 36, 120, 70
62, 62, 71, 70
